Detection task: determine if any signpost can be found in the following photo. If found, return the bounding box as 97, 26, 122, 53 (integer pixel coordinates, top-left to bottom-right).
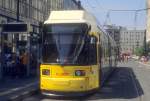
1, 23, 30, 33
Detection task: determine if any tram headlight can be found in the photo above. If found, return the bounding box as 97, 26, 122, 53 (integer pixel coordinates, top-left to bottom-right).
42, 69, 50, 75
75, 70, 85, 76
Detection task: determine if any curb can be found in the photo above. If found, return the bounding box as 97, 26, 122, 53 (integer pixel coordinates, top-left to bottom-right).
8, 88, 39, 101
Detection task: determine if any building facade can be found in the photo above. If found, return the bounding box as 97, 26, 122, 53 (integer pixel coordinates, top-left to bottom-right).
0, 0, 81, 28
48, 0, 81, 11
0, 0, 48, 25
120, 29, 145, 54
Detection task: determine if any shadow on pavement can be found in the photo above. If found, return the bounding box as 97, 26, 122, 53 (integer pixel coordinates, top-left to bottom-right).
0, 77, 38, 101
85, 67, 144, 100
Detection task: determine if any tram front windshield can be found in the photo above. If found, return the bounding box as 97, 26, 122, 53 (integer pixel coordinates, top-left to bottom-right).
42, 23, 88, 65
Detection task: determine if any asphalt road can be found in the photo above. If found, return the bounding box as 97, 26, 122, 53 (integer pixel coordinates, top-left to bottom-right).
23, 60, 147, 101
120, 60, 150, 101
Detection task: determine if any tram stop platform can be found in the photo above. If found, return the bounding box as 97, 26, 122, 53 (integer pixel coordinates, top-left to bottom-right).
0, 77, 39, 101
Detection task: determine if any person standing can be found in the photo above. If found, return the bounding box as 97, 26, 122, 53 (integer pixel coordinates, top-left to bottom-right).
20, 51, 28, 77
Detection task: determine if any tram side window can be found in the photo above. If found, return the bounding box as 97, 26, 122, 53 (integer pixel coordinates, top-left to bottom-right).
89, 36, 97, 65
98, 35, 101, 63
108, 40, 112, 66
101, 34, 109, 68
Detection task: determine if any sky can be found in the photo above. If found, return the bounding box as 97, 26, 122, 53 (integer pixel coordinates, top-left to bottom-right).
80, 0, 146, 29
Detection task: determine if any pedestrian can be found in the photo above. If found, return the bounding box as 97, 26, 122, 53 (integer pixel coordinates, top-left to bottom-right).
20, 51, 28, 77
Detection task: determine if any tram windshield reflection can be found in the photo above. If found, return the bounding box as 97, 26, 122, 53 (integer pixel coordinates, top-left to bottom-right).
42, 23, 89, 65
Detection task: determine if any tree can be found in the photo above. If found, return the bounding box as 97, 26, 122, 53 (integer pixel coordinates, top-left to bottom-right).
134, 47, 145, 56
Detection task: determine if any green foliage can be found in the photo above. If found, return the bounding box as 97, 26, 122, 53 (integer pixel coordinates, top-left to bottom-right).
134, 47, 145, 56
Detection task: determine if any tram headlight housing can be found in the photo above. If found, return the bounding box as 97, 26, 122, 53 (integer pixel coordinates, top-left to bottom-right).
75, 70, 85, 76
42, 69, 50, 75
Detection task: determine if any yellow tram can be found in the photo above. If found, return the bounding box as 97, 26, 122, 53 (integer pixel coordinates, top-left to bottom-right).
40, 10, 117, 96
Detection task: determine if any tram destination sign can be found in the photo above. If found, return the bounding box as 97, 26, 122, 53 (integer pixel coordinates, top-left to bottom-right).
1, 23, 30, 33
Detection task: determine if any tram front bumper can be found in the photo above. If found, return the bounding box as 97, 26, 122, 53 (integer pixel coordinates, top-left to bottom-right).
40, 77, 89, 92
41, 88, 98, 98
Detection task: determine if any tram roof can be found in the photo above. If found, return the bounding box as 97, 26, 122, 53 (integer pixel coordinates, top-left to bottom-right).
44, 10, 90, 24
44, 10, 99, 32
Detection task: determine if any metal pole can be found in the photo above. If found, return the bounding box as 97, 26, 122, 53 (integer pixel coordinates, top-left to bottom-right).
0, 31, 2, 79
77, 0, 81, 9
17, 0, 20, 22
0, 31, 4, 80
37, 43, 40, 77
26, 32, 30, 77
